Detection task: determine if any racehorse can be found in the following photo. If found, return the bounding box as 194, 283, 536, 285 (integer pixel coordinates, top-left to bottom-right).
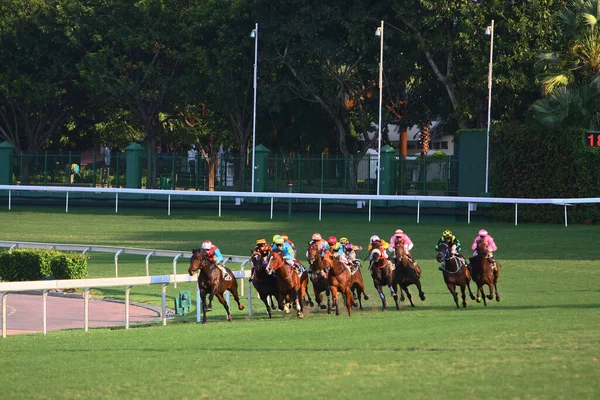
369, 248, 399, 311
322, 252, 355, 316
306, 241, 332, 310
468, 241, 501, 305
392, 239, 426, 307
250, 247, 281, 318
266, 249, 305, 318
436, 242, 475, 308
348, 260, 369, 310
188, 248, 245, 324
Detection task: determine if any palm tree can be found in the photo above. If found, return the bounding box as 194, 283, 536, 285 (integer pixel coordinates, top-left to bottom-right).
533, 0, 600, 129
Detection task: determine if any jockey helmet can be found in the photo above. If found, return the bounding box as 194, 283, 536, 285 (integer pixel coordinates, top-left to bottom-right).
312, 233, 322, 241
370, 235, 380, 243
442, 230, 453, 239
478, 229, 488, 237
281, 234, 289, 240
339, 237, 349, 244
201, 240, 212, 250
256, 238, 267, 246
328, 236, 337, 246
395, 229, 403, 236
273, 235, 284, 245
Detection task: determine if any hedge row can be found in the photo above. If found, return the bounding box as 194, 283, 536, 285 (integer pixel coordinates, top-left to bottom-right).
490, 123, 600, 223
0, 249, 88, 281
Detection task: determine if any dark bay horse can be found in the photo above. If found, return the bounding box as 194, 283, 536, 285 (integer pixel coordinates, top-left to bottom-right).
188, 248, 244, 324
370, 248, 399, 311
250, 247, 281, 318
348, 259, 369, 310
436, 242, 475, 308
266, 249, 304, 318
392, 239, 426, 307
323, 252, 355, 316
307, 242, 332, 310
469, 241, 501, 305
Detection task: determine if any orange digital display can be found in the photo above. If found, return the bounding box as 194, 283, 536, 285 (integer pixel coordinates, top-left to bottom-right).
585, 132, 600, 147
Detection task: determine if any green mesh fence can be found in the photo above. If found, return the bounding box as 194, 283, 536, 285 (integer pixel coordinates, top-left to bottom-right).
10, 151, 457, 195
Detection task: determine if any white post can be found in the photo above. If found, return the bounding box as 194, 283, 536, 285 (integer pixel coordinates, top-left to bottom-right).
417, 200, 421, 224
84, 288, 90, 332
270, 197, 273, 219
168, 194, 171, 216
319, 199, 322, 221
564, 204, 568, 227
115, 192, 118, 213
66, 192, 69, 213
114, 249, 124, 278
251, 23, 259, 193
485, 20, 494, 194
8, 190, 11, 210
515, 203, 518, 226
125, 286, 132, 329
173, 253, 183, 288
219, 196, 222, 217
196, 284, 201, 323
376, 20, 384, 196
368, 200, 372, 222
42, 290, 48, 335
247, 279, 253, 316
145, 251, 155, 276
468, 202, 471, 224
161, 284, 167, 326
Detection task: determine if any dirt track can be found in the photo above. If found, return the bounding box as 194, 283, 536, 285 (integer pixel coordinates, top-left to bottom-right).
1, 293, 161, 336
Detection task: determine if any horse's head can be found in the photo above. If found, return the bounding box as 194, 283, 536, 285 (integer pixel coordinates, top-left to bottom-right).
307, 241, 321, 266
188, 248, 203, 275
395, 239, 406, 257
370, 248, 384, 266
477, 240, 488, 256
266, 248, 284, 275
436, 242, 449, 263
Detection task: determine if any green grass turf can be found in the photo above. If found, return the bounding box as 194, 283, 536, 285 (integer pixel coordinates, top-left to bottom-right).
0, 205, 599, 399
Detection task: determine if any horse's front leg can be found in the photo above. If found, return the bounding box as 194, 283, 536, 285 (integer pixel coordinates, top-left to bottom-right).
343, 287, 353, 317
486, 281, 494, 301
259, 293, 272, 319
401, 284, 415, 307
389, 284, 400, 310
466, 279, 476, 301
214, 292, 232, 321
200, 291, 208, 324
460, 284, 468, 308
446, 283, 459, 308
330, 285, 340, 316
374, 282, 387, 311
494, 281, 501, 302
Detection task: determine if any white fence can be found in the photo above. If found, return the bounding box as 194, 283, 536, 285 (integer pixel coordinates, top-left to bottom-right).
0, 240, 250, 288
2, 185, 600, 225
0, 271, 254, 338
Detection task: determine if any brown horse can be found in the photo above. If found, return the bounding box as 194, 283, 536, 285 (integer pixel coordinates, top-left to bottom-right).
266, 249, 304, 318
369, 248, 399, 311
250, 247, 281, 318
322, 252, 355, 316
392, 239, 426, 307
436, 242, 475, 308
348, 259, 369, 310
469, 241, 501, 305
188, 248, 245, 324
306, 242, 332, 310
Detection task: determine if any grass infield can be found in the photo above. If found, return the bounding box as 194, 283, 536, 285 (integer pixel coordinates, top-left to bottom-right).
0, 205, 599, 399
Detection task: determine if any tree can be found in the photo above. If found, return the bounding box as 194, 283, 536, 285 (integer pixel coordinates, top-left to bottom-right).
533, 0, 600, 129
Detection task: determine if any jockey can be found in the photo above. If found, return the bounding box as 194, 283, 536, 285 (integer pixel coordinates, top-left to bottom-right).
471, 229, 498, 269
340, 237, 362, 267
368, 235, 390, 262
308, 232, 330, 257
435, 230, 465, 271
327, 236, 345, 258
250, 238, 271, 282
201, 240, 228, 278
272, 234, 296, 268
388, 229, 414, 262
280, 234, 297, 254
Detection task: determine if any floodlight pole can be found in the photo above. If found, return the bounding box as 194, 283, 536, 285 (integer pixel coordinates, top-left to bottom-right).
251, 23, 258, 193
485, 19, 494, 194
376, 20, 384, 196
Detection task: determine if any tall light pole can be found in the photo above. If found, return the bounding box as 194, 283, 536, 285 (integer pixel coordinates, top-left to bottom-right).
375, 20, 384, 196
485, 20, 494, 194
250, 23, 258, 192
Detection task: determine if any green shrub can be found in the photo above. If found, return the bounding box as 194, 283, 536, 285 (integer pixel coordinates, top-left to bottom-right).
0, 249, 88, 281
